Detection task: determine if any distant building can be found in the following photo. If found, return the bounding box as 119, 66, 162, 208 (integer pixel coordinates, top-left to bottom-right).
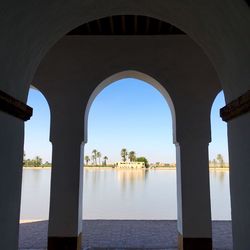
150, 162, 176, 167
115, 161, 145, 168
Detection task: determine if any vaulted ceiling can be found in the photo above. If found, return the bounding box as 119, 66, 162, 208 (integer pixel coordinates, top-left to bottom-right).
67, 15, 185, 36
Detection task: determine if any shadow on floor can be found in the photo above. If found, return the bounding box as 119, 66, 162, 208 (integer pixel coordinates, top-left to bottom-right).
19, 220, 232, 250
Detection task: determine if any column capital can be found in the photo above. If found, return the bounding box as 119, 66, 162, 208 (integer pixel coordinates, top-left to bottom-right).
174, 105, 211, 145
175, 130, 211, 146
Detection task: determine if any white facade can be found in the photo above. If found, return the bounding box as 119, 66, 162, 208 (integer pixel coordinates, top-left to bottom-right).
115, 161, 145, 168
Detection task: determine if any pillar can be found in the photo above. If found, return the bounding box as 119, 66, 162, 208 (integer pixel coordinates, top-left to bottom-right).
175, 111, 212, 250
0, 112, 24, 249
228, 115, 250, 250
221, 91, 250, 250
48, 99, 84, 250
0, 89, 32, 250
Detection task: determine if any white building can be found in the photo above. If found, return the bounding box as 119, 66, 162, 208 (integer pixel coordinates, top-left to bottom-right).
115, 161, 145, 168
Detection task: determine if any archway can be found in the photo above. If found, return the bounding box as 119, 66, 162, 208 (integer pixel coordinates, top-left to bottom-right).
209, 91, 232, 248
20, 86, 52, 222
83, 72, 176, 223
84, 70, 176, 144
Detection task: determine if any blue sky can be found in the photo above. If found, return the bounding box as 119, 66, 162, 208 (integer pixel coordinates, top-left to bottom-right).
24, 78, 228, 164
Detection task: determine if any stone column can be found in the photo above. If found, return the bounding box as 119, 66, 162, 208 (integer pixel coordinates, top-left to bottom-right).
48, 99, 84, 250
175, 111, 212, 250
0, 112, 24, 250
227, 114, 250, 250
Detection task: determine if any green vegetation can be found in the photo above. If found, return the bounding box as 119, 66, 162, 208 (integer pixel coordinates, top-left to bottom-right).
103, 156, 108, 166
136, 156, 149, 168
128, 151, 136, 162
97, 151, 102, 165
85, 155, 90, 165
121, 148, 128, 162
24, 150, 227, 170
210, 154, 228, 168
92, 149, 98, 165
85, 149, 109, 167
121, 149, 149, 168
23, 153, 51, 168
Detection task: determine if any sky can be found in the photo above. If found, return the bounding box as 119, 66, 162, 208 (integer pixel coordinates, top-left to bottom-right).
24, 78, 228, 164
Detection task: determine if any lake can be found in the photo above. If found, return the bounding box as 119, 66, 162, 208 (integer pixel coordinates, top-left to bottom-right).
20, 168, 231, 221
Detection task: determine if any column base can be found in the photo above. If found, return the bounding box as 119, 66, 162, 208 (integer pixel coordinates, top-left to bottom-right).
48, 233, 82, 250
178, 232, 212, 250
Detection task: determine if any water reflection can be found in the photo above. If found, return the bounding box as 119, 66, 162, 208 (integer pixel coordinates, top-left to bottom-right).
20, 168, 231, 221
83, 168, 177, 219
209, 169, 231, 220
20, 169, 51, 220
117, 169, 147, 184
117, 169, 147, 193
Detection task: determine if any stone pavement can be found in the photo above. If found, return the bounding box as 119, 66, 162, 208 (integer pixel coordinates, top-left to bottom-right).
18, 220, 233, 250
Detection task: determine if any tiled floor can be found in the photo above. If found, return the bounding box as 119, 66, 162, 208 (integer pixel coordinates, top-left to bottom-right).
19, 220, 233, 250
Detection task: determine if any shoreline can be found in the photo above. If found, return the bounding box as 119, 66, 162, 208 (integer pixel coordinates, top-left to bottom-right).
20, 219, 44, 224
23, 166, 229, 171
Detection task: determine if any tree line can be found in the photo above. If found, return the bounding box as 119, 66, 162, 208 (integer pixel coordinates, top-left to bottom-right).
209, 154, 227, 168
23, 153, 51, 168
85, 149, 108, 166
120, 148, 149, 167
84, 148, 149, 167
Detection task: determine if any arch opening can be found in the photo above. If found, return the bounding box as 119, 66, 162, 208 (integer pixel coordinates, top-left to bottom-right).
84, 70, 176, 144
209, 90, 231, 220
83, 72, 177, 220
20, 86, 52, 223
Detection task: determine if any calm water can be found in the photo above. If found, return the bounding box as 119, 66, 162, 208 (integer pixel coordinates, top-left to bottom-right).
20, 168, 231, 221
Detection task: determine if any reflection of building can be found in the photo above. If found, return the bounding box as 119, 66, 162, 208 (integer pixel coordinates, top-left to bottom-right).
115, 161, 145, 168
117, 169, 146, 184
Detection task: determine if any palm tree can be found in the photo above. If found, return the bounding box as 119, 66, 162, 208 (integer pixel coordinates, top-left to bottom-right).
23, 151, 26, 166
33, 156, 42, 167
91, 155, 95, 165
92, 149, 98, 165
216, 154, 224, 167
121, 148, 128, 162
85, 155, 90, 165
96, 151, 102, 165
103, 156, 108, 166
128, 151, 136, 162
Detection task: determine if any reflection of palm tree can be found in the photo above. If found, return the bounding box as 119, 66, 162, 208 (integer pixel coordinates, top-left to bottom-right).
212, 159, 217, 168
219, 171, 225, 182
92, 149, 97, 165
121, 148, 128, 162
97, 151, 101, 165
85, 155, 90, 165
128, 151, 136, 162
103, 156, 108, 166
